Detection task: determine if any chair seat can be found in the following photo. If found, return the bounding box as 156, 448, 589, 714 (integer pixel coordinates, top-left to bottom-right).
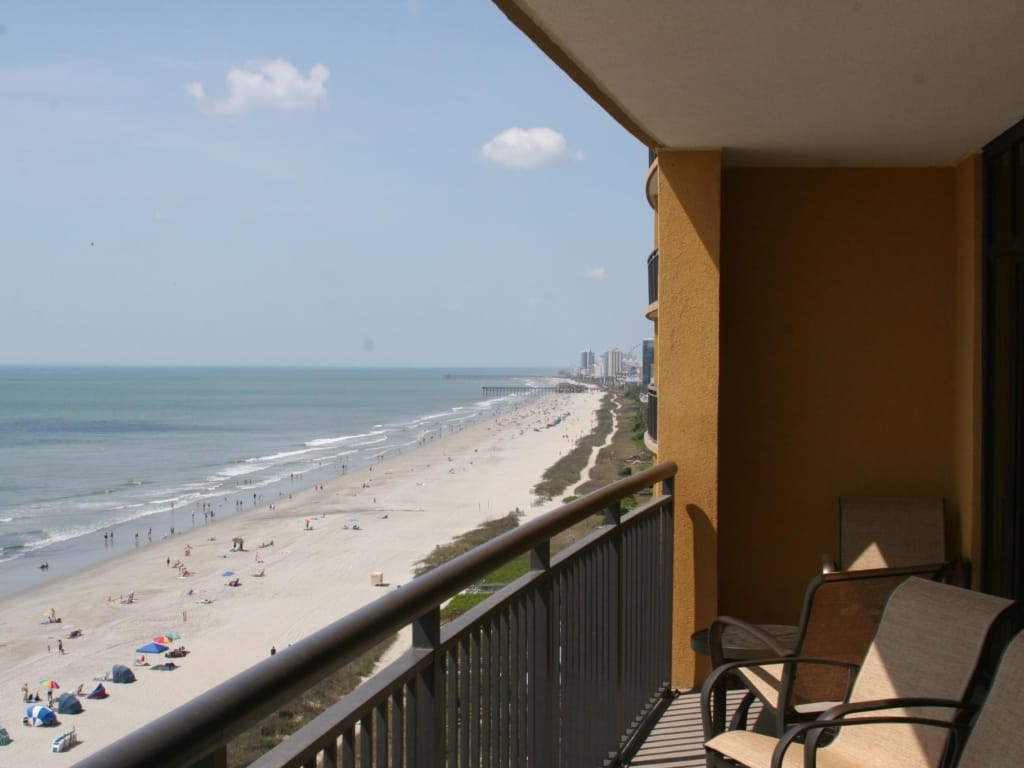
707, 729, 864, 768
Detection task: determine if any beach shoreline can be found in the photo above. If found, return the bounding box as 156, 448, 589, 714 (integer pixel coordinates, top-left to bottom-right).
0, 389, 603, 763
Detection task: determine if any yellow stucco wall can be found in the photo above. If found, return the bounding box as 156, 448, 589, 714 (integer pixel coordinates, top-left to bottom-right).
716, 168, 959, 623
654, 151, 721, 688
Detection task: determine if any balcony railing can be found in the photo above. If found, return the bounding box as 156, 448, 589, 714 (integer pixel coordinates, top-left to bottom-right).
647, 386, 658, 444
76, 463, 677, 768
648, 147, 657, 167
648, 248, 659, 305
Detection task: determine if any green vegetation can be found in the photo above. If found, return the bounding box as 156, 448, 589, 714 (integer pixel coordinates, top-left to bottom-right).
432, 387, 655, 622
532, 393, 614, 500
414, 511, 522, 577
228, 639, 395, 767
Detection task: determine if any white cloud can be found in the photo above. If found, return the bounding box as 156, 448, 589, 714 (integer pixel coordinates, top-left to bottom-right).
585, 267, 607, 280
480, 127, 576, 168
186, 59, 329, 116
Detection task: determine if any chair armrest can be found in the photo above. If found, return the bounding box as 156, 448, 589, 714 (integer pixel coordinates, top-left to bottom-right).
765, 699, 974, 768
700, 656, 860, 739
822, 554, 838, 574
816, 695, 972, 723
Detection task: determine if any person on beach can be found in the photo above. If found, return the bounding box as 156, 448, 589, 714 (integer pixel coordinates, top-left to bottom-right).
58, 639, 64, 655
21, 683, 29, 702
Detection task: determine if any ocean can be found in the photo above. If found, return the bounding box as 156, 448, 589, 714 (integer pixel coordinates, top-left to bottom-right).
0, 366, 558, 598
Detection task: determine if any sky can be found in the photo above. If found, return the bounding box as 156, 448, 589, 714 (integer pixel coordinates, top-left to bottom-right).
0, 2, 653, 368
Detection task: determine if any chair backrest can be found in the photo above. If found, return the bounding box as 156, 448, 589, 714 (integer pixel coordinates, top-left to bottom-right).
785, 563, 953, 707
839, 496, 945, 570
833, 578, 1013, 768
958, 631, 1024, 768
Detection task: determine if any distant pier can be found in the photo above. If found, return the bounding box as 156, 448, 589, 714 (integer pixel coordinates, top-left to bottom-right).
481, 384, 586, 396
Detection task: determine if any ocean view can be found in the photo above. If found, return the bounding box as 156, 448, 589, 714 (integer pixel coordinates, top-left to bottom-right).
0, 366, 557, 598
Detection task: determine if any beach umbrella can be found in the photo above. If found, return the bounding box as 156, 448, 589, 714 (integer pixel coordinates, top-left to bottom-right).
161, 631, 181, 640
25, 705, 57, 725
136, 642, 168, 654
39, 679, 60, 689
153, 635, 180, 644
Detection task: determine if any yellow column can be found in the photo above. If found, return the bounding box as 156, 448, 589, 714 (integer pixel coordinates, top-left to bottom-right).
655, 150, 721, 688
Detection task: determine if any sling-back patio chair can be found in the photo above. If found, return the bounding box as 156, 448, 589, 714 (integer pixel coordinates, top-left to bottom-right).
824, 496, 945, 572
703, 577, 1014, 768
702, 562, 956, 740
731, 629, 1024, 768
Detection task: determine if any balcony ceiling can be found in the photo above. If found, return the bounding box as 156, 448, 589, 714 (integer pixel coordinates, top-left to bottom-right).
495, 0, 1024, 166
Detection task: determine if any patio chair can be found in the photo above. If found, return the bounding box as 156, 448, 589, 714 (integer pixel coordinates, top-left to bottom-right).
702, 562, 955, 740
735, 629, 1024, 768
703, 577, 1014, 768
823, 496, 945, 572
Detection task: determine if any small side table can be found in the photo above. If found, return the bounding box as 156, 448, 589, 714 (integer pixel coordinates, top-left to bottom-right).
690, 623, 800, 661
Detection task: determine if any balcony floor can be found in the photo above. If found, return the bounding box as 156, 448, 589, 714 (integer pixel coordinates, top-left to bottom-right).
624, 689, 760, 768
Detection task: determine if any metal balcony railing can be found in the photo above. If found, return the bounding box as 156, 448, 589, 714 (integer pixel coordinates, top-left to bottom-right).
76, 463, 677, 768
647, 386, 658, 443
648, 248, 659, 305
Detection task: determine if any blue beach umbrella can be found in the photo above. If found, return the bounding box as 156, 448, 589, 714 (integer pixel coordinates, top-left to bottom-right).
136, 642, 168, 654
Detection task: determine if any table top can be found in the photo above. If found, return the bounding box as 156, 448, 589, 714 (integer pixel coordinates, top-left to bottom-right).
690, 623, 800, 661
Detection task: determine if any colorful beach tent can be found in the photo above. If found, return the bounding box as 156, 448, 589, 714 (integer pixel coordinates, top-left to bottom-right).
24, 705, 57, 726
55, 693, 82, 715
111, 664, 136, 684
86, 683, 109, 699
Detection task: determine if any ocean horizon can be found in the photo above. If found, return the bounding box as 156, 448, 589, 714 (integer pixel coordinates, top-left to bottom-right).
0, 365, 560, 599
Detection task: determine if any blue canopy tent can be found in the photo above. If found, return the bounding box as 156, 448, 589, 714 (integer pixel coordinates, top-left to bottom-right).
56, 692, 82, 714
111, 664, 136, 683
136, 642, 168, 654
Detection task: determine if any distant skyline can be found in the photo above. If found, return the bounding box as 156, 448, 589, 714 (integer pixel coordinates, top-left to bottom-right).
0, 2, 651, 368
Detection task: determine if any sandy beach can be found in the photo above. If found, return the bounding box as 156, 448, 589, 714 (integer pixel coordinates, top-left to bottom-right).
0, 390, 604, 763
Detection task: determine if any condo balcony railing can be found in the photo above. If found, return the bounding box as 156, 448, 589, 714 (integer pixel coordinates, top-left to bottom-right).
76, 463, 677, 768
647, 386, 658, 444
648, 248, 659, 305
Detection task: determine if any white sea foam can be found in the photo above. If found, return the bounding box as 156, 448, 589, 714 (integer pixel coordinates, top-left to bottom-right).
248, 447, 314, 463
306, 430, 386, 448
349, 436, 388, 450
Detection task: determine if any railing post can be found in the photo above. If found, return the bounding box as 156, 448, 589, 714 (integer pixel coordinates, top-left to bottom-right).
604, 502, 624, 764
530, 541, 552, 768
413, 607, 444, 767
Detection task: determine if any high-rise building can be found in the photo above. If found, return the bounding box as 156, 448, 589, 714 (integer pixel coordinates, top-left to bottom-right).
642, 339, 654, 387
579, 349, 595, 376
606, 348, 623, 378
